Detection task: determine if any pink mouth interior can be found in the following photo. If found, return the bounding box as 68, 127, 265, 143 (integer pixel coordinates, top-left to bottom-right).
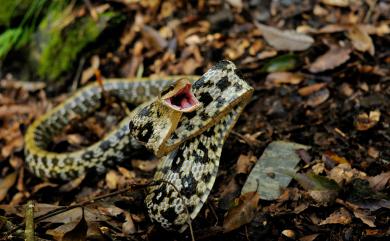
164, 84, 199, 111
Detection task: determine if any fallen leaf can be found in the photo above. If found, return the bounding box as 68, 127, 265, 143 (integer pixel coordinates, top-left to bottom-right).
62, 208, 88, 241
319, 208, 352, 225
256, 22, 314, 51
309, 46, 351, 73
226, 0, 243, 10
122, 212, 136, 235
81, 55, 100, 84
298, 83, 327, 96
141, 25, 168, 52
368, 171, 390, 191
306, 88, 330, 107
299, 234, 320, 241
281, 229, 296, 239
242, 141, 310, 200
321, 0, 349, 7
348, 25, 375, 55
0, 172, 17, 202
261, 54, 298, 73
353, 209, 376, 227
322, 151, 350, 165
354, 110, 381, 131
236, 154, 257, 175
265, 72, 304, 88
328, 164, 367, 185
294, 173, 340, 205
59, 174, 85, 192
223, 192, 260, 233
337, 199, 377, 227
131, 158, 159, 172
106, 170, 120, 190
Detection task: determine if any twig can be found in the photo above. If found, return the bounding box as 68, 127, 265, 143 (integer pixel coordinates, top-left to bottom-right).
5, 180, 195, 240
4, 181, 151, 237
83, 0, 98, 21
25, 200, 35, 241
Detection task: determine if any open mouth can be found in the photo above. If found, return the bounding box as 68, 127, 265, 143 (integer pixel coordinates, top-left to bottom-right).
161, 79, 200, 112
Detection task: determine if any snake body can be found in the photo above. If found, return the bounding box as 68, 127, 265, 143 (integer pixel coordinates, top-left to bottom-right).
24, 60, 253, 231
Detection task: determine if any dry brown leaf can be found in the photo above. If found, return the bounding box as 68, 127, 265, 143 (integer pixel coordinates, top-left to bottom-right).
368, 172, 390, 191
59, 174, 85, 192
226, 0, 243, 10
282, 229, 296, 239
353, 209, 376, 227
98, 205, 124, 217
306, 88, 330, 107
1, 137, 24, 158
0, 172, 17, 202
236, 154, 257, 175
322, 151, 350, 165
299, 234, 320, 241
319, 208, 352, 225
62, 208, 88, 241
122, 212, 136, 235
318, 24, 349, 33
348, 25, 375, 55
354, 110, 381, 131
328, 164, 366, 185
321, 0, 350, 7
81, 55, 100, 84
131, 158, 159, 172
179, 58, 202, 75
249, 40, 264, 56
309, 46, 351, 73
265, 72, 304, 88
298, 83, 327, 96
31, 182, 58, 194
106, 170, 120, 190
141, 25, 168, 52
223, 192, 260, 233
256, 22, 314, 51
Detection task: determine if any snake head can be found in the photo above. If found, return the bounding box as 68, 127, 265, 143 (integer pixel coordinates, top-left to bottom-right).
159, 78, 200, 112
129, 78, 200, 157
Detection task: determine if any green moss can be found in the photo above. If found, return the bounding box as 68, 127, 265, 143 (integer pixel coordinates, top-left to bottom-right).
0, 0, 31, 26
38, 11, 117, 81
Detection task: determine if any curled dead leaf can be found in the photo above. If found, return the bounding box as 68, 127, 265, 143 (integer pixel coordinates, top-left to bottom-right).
223, 192, 260, 233
0, 172, 17, 202
265, 72, 304, 88
320, 208, 352, 225
256, 22, 314, 51
348, 25, 375, 55
306, 88, 330, 107
298, 83, 327, 96
368, 172, 390, 191
309, 46, 351, 73
354, 110, 381, 131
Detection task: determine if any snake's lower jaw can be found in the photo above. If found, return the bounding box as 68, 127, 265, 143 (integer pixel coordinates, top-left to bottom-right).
161, 78, 201, 113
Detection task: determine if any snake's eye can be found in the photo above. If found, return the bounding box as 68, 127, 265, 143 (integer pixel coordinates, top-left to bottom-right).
160, 78, 200, 112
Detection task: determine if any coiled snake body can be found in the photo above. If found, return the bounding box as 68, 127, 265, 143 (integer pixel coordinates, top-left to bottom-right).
25, 60, 253, 231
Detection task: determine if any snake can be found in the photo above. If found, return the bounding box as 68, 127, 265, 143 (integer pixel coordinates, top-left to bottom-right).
24, 60, 253, 231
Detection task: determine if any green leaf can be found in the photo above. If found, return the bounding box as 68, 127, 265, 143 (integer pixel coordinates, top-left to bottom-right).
261, 54, 298, 73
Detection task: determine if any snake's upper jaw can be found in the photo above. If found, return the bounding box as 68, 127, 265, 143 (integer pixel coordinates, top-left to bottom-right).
160, 78, 200, 113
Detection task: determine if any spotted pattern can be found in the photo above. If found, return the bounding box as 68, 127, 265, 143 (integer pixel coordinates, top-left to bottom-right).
25, 78, 179, 180
25, 61, 253, 232
130, 61, 253, 231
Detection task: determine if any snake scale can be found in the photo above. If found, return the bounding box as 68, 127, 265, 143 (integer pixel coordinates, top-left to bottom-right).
24, 60, 253, 231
